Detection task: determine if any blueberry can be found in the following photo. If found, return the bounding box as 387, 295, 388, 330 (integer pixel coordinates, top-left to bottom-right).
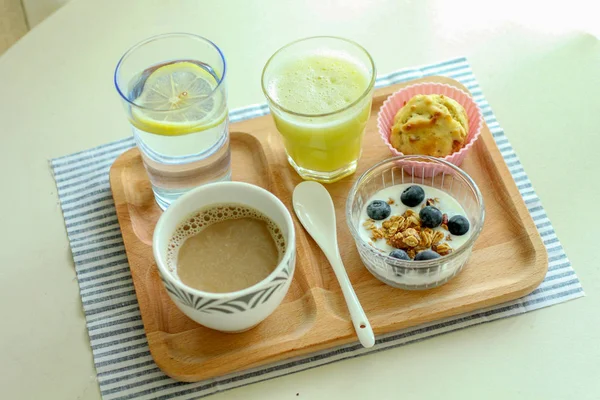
419, 206, 443, 228
400, 185, 425, 207
389, 249, 411, 260
448, 215, 470, 236
414, 250, 441, 261
366, 200, 391, 220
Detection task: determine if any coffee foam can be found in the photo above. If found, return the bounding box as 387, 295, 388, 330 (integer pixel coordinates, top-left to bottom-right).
166, 204, 287, 276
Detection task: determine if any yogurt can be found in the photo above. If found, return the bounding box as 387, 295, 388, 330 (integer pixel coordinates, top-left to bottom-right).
359, 183, 472, 256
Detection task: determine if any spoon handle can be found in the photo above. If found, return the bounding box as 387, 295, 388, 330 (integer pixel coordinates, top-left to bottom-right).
324, 249, 375, 348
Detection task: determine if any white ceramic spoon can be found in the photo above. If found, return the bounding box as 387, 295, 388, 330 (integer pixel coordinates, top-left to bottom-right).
292, 181, 375, 348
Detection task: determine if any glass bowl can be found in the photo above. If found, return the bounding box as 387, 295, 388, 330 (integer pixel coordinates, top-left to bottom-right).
346, 156, 485, 290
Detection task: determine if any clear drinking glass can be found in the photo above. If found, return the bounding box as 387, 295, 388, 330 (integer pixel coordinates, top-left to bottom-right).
261, 37, 376, 183
114, 33, 229, 210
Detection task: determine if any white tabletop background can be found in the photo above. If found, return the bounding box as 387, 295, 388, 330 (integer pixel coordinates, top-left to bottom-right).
0, 0, 598, 399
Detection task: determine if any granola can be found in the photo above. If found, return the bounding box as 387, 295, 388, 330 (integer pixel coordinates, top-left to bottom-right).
366, 209, 454, 258
432, 242, 453, 256
425, 198, 440, 207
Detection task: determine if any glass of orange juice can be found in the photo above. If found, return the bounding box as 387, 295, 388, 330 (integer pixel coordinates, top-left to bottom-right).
261, 37, 376, 183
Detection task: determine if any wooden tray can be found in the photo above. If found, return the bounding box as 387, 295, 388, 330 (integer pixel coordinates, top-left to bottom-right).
110, 76, 548, 382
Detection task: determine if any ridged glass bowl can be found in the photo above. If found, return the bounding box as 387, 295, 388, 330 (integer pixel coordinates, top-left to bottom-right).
346, 156, 485, 290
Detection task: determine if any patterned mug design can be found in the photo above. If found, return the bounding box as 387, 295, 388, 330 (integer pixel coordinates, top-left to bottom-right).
160, 255, 294, 315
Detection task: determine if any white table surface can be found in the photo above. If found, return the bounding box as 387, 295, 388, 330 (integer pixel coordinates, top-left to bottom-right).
1, 0, 598, 399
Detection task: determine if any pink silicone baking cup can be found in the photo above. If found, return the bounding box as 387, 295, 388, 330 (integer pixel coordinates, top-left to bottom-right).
377, 82, 483, 177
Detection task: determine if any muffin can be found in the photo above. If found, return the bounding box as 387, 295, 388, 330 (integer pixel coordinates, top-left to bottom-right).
389, 94, 469, 157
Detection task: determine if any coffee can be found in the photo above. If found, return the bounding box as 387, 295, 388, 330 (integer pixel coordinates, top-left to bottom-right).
167, 204, 286, 293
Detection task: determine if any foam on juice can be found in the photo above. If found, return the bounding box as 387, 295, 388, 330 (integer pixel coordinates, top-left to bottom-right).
267, 54, 370, 116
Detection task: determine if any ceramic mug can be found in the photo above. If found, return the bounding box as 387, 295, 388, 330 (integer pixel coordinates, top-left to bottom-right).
153, 182, 296, 332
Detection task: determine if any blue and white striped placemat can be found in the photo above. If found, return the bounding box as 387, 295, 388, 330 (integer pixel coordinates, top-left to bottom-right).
51, 57, 583, 400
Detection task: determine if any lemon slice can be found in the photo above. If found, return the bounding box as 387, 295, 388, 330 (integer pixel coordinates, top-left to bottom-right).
131, 62, 226, 136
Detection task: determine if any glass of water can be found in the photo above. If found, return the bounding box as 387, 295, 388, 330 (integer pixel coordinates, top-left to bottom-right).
114, 33, 229, 210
